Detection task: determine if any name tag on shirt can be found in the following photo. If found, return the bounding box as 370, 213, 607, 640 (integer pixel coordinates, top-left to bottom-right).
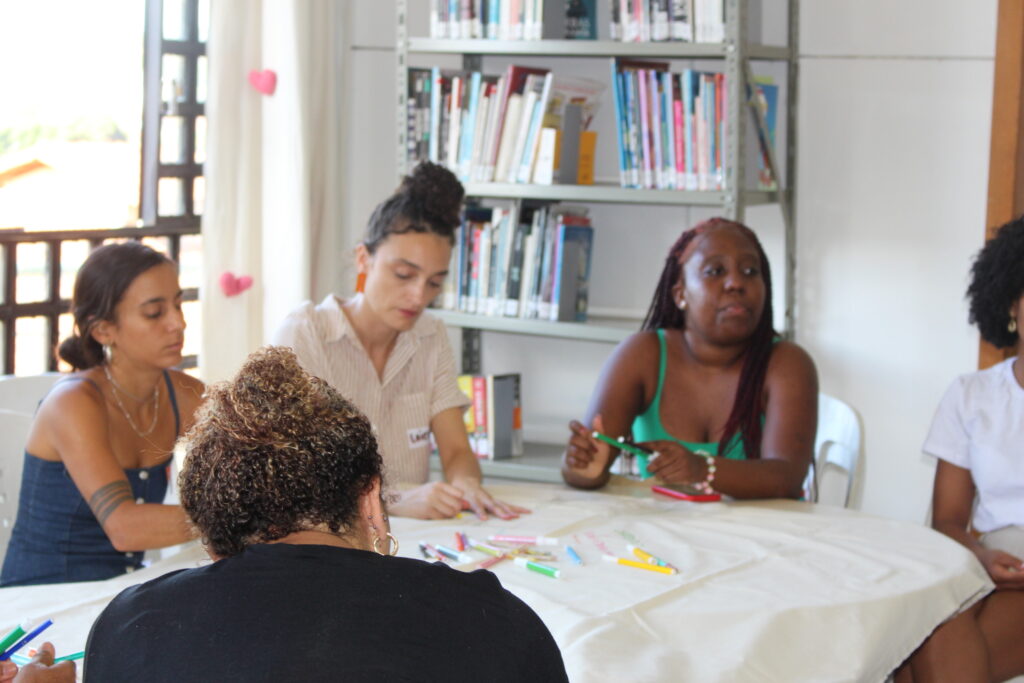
407, 427, 431, 449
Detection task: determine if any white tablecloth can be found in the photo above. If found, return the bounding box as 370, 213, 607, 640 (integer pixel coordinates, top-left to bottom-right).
1, 481, 993, 682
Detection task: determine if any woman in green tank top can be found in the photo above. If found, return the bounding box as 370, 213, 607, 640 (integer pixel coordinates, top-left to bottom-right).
561, 219, 818, 498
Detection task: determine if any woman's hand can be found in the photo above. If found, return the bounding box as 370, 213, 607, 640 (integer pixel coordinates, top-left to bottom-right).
641, 440, 708, 485
976, 547, 1024, 588
8, 643, 76, 683
389, 482, 467, 519
565, 414, 613, 476
451, 477, 529, 521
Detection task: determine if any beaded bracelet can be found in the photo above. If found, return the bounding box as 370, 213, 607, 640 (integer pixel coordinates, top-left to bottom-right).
695, 455, 717, 494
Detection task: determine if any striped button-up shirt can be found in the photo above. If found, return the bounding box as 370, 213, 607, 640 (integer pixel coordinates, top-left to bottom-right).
272, 295, 470, 486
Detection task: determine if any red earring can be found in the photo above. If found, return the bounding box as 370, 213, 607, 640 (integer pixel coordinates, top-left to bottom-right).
355, 272, 367, 294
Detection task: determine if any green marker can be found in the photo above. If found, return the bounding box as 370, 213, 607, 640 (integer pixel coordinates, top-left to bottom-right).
53, 651, 85, 663
0, 625, 26, 655
514, 556, 560, 578
591, 431, 656, 478
590, 431, 652, 458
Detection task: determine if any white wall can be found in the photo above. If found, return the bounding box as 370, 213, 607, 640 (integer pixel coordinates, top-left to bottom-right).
341, 1, 998, 522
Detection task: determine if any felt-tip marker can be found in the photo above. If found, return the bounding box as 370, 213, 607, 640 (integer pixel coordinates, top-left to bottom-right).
488, 534, 558, 546
590, 431, 654, 458
514, 557, 561, 578
602, 555, 677, 575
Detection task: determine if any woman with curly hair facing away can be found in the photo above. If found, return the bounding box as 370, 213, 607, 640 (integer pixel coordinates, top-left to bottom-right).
1, 242, 203, 587
902, 217, 1024, 682
562, 218, 818, 497
273, 161, 525, 520
82, 347, 567, 683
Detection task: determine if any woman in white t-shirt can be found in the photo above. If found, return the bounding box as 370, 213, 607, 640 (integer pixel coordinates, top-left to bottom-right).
273, 162, 525, 521
911, 217, 1024, 682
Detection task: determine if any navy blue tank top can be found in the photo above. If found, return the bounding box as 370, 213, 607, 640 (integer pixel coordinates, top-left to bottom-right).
0, 371, 180, 587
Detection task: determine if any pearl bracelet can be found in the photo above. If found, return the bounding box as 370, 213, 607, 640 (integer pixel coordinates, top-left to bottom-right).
696, 455, 717, 494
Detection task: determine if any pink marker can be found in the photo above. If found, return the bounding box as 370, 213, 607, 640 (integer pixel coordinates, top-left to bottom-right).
488, 534, 559, 546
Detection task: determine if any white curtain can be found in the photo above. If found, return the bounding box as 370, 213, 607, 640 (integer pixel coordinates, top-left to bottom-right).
201, 0, 349, 382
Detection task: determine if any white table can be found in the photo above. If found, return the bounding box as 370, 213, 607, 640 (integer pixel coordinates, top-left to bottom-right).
1, 481, 993, 682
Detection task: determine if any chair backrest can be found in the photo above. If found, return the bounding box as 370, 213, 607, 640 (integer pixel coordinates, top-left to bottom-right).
0, 410, 33, 558
811, 393, 862, 507
0, 372, 63, 416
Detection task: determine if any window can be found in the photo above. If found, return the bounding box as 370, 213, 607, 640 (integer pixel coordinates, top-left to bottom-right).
0, 0, 206, 375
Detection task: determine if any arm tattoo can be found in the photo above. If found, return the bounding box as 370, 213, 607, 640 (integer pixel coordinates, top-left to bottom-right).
89, 480, 133, 527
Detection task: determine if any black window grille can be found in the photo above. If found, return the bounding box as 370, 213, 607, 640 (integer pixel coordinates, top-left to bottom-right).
0, 0, 206, 375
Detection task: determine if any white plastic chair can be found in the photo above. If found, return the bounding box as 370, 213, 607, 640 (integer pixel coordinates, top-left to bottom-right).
807, 393, 862, 508
0, 372, 63, 416
0, 410, 34, 558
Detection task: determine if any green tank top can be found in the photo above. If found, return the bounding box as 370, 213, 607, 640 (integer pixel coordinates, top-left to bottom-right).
630, 329, 750, 479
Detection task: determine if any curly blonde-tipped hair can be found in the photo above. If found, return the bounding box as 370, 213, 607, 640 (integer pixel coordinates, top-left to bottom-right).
179, 346, 383, 558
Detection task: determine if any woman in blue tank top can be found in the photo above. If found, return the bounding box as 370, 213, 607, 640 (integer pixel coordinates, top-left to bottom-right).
562, 218, 818, 498
1, 242, 205, 586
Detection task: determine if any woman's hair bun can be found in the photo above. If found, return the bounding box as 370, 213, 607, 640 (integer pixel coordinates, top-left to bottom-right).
402, 161, 465, 230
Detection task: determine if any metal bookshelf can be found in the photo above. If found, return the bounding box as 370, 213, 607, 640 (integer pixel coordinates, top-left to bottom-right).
396, 0, 800, 338
397, 2, 800, 481
432, 309, 634, 343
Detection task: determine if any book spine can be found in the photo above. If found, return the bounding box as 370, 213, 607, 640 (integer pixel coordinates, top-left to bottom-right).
548, 222, 567, 321
660, 70, 674, 189
457, 375, 480, 456
610, 62, 629, 187
458, 71, 483, 181
472, 375, 489, 457
504, 216, 528, 316
648, 69, 663, 189
637, 69, 653, 189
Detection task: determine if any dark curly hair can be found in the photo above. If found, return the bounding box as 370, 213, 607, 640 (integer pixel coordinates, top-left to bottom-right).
363, 161, 465, 252
179, 346, 383, 558
57, 242, 173, 370
968, 216, 1024, 348
642, 218, 775, 460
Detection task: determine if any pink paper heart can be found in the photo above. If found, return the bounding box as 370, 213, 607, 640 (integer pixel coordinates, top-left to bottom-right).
219, 272, 253, 297
248, 69, 277, 95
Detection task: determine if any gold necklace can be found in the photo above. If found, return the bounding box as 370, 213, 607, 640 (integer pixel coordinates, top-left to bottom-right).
103, 364, 160, 437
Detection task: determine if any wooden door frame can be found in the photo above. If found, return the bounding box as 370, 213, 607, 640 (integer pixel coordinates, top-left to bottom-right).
982, 0, 1024, 368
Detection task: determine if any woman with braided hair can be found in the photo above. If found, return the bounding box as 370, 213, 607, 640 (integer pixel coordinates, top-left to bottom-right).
273, 161, 525, 520
562, 218, 818, 497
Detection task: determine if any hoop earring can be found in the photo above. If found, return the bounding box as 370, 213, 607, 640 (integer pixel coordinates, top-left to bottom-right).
1010, 317, 1018, 334
373, 533, 399, 557
355, 272, 367, 294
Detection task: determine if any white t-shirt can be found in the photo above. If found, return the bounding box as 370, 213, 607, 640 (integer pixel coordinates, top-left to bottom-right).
922, 357, 1024, 533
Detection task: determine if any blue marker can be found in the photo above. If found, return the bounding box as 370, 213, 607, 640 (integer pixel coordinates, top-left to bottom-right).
565, 545, 583, 565
0, 619, 53, 661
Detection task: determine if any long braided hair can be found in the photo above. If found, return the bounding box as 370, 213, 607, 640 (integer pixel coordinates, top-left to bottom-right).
641, 218, 775, 459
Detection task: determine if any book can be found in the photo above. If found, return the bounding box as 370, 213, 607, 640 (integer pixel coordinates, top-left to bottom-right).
506, 73, 546, 182
543, 0, 597, 39
551, 222, 594, 322
669, 0, 694, 41
576, 130, 597, 184
458, 373, 522, 459
491, 65, 549, 181
746, 78, 779, 191
515, 72, 555, 183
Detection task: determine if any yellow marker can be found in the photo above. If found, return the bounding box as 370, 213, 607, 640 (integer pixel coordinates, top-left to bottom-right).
603, 554, 677, 575
628, 544, 658, 564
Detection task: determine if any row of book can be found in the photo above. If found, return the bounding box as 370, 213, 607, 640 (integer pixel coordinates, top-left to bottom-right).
457, 373, 524, 459
426, 1, 747, 44
609, 0, 724, 43
610, 57, 778, 191
438, 204, 594, 323
407, 65, 604, 185
429, 0, 597, 40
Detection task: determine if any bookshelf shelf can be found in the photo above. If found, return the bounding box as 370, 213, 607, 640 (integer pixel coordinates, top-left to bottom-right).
431, 443, 565, 483
433, 309, 634, 343
407, 38, 792, 61
463, 181, 778, 206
